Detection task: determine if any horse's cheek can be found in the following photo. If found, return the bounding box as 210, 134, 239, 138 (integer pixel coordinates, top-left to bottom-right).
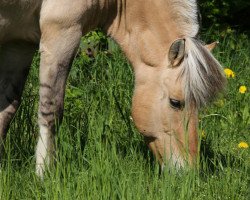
131, 93, 161, 138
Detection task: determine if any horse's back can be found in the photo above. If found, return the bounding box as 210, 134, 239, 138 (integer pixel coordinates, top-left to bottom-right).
0, 0, 42, 44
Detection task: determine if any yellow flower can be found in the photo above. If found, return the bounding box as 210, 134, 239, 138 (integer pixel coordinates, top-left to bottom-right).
224, 68, 235, 78
239, 86, 247, 94
238, 142, 249, 149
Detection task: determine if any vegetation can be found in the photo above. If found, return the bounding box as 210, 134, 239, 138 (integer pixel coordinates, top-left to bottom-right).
199, 0, 250, 30
0, 29, 249, 199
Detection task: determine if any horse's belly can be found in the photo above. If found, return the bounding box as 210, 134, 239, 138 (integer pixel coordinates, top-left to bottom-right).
0, 3, 41, 44
0, 14, 11, 42
0, 18, 40, 44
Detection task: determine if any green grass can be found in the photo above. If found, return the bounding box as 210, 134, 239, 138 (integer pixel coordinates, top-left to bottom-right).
0, 31, 249, 199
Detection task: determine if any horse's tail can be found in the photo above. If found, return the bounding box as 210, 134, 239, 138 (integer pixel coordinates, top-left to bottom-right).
182, 37, 226, 108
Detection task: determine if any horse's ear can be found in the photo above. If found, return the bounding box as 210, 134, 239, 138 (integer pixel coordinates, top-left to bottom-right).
205, 41, 219, 51
169, 39, 185, 67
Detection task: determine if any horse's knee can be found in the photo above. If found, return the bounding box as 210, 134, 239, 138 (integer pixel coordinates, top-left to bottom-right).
38, 95, 64, 130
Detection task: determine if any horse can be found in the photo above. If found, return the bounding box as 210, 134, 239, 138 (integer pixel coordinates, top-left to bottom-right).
0, 0, 226, 177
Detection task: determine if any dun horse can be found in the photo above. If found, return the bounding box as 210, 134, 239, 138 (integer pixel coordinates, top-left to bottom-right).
0, 0, 225, 177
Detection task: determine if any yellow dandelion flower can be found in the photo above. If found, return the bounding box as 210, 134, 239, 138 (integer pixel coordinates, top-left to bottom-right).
239, 86, 247, 94
224, 68, 235, 78
238, 142, 249, 149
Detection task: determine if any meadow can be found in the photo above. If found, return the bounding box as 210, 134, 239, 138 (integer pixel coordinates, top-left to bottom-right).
0, 30, 249, 199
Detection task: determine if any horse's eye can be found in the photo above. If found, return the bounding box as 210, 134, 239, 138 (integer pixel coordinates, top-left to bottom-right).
169, 98, 184, 110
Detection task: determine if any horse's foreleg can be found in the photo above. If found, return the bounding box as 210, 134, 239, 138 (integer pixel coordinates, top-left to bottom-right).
36, 23, 82, 177
0, 41, 37, 162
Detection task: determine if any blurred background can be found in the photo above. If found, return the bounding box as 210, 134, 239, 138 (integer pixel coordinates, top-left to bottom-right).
199, 0, 250, 33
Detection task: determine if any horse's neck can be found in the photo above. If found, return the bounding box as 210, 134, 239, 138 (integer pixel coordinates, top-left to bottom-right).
101, 0, 180, 67
100, 0, 199, 67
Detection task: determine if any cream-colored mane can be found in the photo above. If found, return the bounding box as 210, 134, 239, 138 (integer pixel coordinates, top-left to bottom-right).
181, 38, 226, 108
168, 0, 199, 37
167, 0, 225, 108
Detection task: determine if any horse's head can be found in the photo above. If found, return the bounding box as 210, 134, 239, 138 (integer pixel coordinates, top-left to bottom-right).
106, 0, 226, 169
131, 37, 225, 169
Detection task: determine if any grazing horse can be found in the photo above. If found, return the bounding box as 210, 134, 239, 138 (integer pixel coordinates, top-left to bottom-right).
0, 0, 226, 177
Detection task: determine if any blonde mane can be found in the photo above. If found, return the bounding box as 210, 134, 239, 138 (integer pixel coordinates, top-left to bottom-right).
168, 0, 200, 37
182, 37, 226, 108
168, 0, 226, 108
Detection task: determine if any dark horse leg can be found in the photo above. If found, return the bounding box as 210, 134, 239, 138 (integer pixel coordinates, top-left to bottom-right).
0, 40, 37, 162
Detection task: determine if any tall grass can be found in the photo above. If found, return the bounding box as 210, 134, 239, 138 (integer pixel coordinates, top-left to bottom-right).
0, 31, 249, 199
